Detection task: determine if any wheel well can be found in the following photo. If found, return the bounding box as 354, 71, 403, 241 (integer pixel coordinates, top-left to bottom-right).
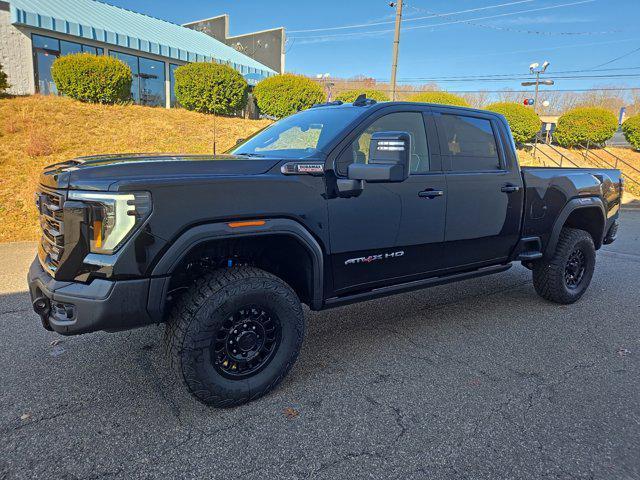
563, 207, 605, 249
166, 234, 315, 308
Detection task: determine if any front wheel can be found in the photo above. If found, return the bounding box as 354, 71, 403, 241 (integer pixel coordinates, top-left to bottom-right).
165, 267, 305, 407
533, 227, 596, 304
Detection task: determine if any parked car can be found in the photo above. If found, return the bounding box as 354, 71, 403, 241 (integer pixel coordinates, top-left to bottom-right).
28, 97, 623, 406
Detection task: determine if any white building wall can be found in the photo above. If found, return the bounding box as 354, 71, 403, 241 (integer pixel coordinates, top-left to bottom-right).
0, 8, 34, 95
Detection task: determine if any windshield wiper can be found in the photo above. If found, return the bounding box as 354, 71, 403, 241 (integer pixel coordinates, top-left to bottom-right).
234, 152, 266, 157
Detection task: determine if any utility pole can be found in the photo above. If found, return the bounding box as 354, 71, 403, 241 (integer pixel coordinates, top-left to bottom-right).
390, 0, 403, 101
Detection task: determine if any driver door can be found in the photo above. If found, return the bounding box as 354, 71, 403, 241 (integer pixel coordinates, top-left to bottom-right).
327, 107, 447, 295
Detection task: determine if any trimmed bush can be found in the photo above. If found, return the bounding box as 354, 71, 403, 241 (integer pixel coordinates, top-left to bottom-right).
253, 74, 325, 118
51, 53, 131, 104
335, 89, 389, 103
174, 62, 248, 115
0, 62, 9, 93
622, 114, 640, 150
554, 107, 618, 147
407, 91, 469, 107
485, 102, 540, 144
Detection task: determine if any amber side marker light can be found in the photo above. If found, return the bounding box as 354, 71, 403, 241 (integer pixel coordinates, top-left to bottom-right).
228, 220, 266, 228
93, 220, 103, 248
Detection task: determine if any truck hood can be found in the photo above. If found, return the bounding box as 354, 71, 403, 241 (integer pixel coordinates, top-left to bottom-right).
39, 154, 282, 190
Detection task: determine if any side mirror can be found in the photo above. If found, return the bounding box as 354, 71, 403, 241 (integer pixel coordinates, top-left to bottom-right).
348, 131, 411, 183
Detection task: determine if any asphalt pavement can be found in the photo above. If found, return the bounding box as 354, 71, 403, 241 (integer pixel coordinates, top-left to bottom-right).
1, 211, 639, 480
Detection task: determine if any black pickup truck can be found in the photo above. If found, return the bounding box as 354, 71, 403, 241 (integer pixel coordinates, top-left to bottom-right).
28, 98, 622, 406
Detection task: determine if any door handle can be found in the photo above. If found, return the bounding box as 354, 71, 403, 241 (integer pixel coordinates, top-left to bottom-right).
501, 184, 521, 193
418, 188, 444, 199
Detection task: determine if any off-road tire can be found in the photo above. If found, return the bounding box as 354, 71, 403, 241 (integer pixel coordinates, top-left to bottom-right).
164, 267, 305, 407
533, 227, 596, 304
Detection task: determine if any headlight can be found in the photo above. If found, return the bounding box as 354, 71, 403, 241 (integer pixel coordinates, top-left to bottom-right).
68, 191, 152, 254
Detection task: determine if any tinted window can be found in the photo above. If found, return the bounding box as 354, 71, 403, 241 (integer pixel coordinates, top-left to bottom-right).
169, 64, 180, 107
109, 51, 139, 103
337, 112, 430, 176
32, 34, 59, 51
439, 115, 500, 171
139, 57, 165, 107
60, 40, 82, 56
81, 45, 104, 55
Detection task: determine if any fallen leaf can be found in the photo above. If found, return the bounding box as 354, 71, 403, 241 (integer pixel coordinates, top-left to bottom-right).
617, 348, 631, 357
50, 339, 62, 346
20, 413, 30, 421
283, 407, 300, 419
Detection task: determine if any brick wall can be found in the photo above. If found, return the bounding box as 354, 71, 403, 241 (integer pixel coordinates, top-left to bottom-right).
0, 8, 35, 95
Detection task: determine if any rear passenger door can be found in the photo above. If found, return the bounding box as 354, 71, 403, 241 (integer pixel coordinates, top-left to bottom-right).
433, 109, 523, 269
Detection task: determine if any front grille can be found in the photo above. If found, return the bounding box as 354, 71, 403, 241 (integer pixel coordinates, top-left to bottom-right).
36, 187, 65, 275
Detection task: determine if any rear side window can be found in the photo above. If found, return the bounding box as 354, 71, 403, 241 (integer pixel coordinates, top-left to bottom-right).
439, 114, 500, 171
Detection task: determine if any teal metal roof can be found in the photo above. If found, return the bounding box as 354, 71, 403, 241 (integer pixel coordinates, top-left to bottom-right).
9, 0, 276, 76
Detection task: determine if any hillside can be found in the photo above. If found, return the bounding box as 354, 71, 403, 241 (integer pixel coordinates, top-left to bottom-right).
0, 95, 271, 242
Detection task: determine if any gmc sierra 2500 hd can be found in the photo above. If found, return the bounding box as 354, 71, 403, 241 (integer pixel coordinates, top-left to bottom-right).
28, 97, 622, 407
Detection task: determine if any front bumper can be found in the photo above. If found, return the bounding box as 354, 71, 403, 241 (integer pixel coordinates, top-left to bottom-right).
27, 258, 156, 335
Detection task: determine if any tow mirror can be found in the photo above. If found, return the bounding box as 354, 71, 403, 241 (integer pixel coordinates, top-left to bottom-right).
348, 131, 411, 183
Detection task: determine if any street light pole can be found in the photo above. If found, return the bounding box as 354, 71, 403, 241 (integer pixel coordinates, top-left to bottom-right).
390, 0, 403, 101
533, 71, 540, 114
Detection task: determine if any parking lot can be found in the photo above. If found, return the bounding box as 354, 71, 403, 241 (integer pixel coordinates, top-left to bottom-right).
1, 210, 639, 480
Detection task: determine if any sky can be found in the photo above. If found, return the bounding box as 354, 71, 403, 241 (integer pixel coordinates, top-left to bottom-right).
106, 0, 638, 94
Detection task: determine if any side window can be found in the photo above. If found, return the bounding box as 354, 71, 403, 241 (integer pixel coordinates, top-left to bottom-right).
336, 112, 429, 176
439, 114, 500, 171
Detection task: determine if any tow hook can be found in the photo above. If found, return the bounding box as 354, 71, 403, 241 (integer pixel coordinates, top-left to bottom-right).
33, 297, 53, 331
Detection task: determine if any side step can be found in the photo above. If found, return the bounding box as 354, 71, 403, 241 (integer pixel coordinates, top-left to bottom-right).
323, 264, 512, 309
518, 251, 543, 260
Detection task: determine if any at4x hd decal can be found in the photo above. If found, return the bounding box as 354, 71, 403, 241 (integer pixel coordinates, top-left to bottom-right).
344, 251, 404, 266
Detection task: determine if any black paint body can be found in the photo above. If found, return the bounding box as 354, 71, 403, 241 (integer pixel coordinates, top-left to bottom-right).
28, 102, 623, 335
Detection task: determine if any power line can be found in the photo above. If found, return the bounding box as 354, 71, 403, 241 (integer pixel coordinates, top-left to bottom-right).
410, 2, 621, 37
333, 73, 640, 83
289, 0, 597, 40
592, 46, 640, 69
322, 87, 640, 94
287, 0, 534, 33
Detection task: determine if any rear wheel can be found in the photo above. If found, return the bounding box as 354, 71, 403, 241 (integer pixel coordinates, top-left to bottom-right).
533, 227, 596, 304
165, 267, 305, 407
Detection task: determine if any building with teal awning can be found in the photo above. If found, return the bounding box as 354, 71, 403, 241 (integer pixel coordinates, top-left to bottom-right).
0, 0, 282, 108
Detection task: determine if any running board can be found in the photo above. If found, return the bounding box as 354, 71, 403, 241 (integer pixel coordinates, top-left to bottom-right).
323, 264, 512, 309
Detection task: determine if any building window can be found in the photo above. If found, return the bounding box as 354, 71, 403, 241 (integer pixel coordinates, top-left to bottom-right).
31, 34, 105, 95
169, 63, 180, 107
109, 51, 166, 107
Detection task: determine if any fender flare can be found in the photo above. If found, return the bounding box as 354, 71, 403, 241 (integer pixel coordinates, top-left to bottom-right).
148, 218, 325, 311
544, 197, 606, 258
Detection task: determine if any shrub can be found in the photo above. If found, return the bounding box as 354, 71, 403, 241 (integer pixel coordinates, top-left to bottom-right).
407, 91, 469, 107
554, 107, 618, 147
485, 102, 540, 144
0, 62, 9, 93
253, 74, 325, 118
335, 89, 389, 103
622, 114, 640, 150
174, 62, 248, 115
51, 53, 131, 104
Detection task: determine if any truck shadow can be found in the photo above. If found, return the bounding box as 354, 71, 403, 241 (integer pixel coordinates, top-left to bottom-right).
1, 265, 536, 414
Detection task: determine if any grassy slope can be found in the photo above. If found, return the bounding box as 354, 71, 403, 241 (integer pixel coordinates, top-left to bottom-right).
0, 95, 270, 242
1, 96, 638, 243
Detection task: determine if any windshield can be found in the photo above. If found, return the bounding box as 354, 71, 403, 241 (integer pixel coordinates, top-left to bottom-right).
230, 107, 365, 159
